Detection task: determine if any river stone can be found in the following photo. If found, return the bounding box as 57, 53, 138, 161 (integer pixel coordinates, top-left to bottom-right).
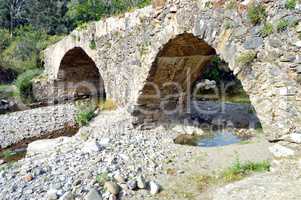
294, 41, 301, 48
85, 189, 102, 200
127, 180, 138, 190
137, 175, 147, 189
27, 138, 62, 155
104, 182, 120, 195
149, 181, 161, 195
83, 140, 102, 153
269, 144, 295, 158
243, 36, 263, 49
114, 174, 126, 183
47, 189, 58, 200
59, 192, 74, 200
297, 23, 301, 32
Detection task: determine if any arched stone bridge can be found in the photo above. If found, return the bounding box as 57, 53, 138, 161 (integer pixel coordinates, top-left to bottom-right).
42, 0, 301, 140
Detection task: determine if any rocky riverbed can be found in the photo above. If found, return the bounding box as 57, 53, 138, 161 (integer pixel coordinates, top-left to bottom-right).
1, 108, 300, 200
0, 103, 77, 149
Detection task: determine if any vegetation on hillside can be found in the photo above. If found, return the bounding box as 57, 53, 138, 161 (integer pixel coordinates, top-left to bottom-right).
0, 0, 151, 102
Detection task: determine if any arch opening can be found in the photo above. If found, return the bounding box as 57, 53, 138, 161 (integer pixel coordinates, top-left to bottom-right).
56, 47, 106, 101
135, 33, 262, 134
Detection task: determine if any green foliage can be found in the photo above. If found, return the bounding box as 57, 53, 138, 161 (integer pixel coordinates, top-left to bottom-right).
0, 150, 15, 160
236, 51, 257, 66
75, 103, 96, 127
221, 159, 270, 182
0, 29, 10, 50
224, 21, 234, 29
202, 56, 222, 82
247, 3, 267, 25
0, 84, 15, 98
14, 69, 42, 102
89, 40, 97, 50
260, 23, 273, 37
276, 19, 289, 32
285, 0, 296, 10
96, 172, 110, 186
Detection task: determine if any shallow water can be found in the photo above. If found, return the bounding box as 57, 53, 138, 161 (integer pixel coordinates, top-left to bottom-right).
174, 130, 248, 147
197, 131, 242, 147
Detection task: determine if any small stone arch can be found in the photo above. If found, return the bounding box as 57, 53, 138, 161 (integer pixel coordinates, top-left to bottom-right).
56, 47, 106, 100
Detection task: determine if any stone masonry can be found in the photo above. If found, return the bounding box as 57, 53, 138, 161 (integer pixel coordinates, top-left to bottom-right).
43, 0, 301, 140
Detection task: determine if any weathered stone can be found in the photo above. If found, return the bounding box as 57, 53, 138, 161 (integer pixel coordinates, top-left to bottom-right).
137, 175, 146, 189
47, 189, 58, 200
59, 192, 74, 200
104, 182, 120, 195
149, 181, 161, 195
269, 144, 295, 158
85, 189, 102, 200
83, 140, 102, 153
243, 36, 263, 49
127, 180, 138, 190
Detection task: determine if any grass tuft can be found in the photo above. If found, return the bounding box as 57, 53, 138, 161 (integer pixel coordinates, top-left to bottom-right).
247, 3, 267, 25
236, 51, 257, 66
260, 22, 273, 37
276, 19, 289, 32
221, 159, 270, 182
285, 0, 296, 10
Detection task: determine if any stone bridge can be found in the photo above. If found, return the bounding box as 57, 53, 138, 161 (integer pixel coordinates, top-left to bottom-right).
42, 0, 301, 140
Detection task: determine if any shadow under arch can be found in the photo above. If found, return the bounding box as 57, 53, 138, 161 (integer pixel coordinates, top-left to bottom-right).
134, 33, 261, 130
56, 47, 106, 101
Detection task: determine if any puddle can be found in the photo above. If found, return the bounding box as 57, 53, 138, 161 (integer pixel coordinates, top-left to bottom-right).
174, 130, 251, 147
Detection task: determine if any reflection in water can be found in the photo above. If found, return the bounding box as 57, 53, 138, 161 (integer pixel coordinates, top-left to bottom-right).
174, 130, 250, 147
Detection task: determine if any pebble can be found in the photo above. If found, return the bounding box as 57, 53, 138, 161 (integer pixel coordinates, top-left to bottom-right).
22, 175, 33, 182
127, 180, 138, 190
149, 181, 161, 195
47, 189, 58, 200
59, 192, 74, 200
85, 188, 102, 200
104, 182, 121, 195
114, 174, 126, 183
137, 175, 146, 189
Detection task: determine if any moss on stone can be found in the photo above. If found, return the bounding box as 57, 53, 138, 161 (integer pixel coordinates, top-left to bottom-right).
236, 51, 257, 66
260, 22, 273, 37
276, 19, 289, 32
247, 3, 267, 25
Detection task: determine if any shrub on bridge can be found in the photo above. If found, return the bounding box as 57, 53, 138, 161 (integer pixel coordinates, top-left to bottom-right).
247, 3, 267, 25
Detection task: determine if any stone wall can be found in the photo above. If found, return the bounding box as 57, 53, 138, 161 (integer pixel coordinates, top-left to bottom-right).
43, 0, 301, 140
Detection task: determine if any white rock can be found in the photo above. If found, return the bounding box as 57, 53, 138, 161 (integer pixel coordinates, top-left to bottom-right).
27, 138, 67, 155
59, 192, 74, 200
149, 181, 161, 195
47, 189, 58, 200
85, 189, 102, 200
99, 138, 110, 147
294, 41, 301, 48
83, 140, 102, 153
290, 133, 301, 144
269, 144, 295, 158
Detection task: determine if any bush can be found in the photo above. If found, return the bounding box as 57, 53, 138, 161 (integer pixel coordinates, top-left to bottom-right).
14, 69, 42, 102
247, 3, 267, 25
276, 19, 289, 32
285, 0, 296, 10
236, 51, 257, 66
260, 23, 273, 37
75, 102, 97, 127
